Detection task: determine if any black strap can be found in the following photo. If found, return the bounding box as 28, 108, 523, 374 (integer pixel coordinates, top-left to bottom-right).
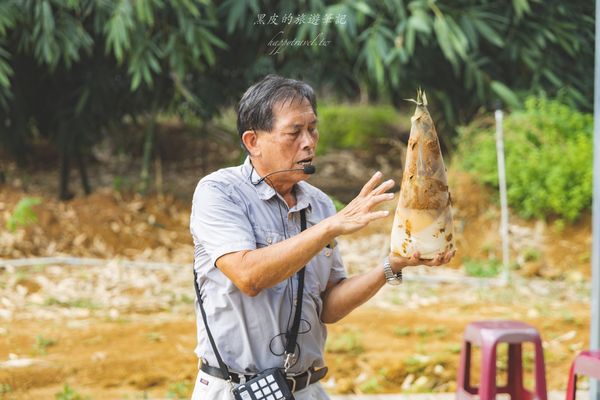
193, 267, 231, 380
193, 208, 308, 380
285, 210, 306, 356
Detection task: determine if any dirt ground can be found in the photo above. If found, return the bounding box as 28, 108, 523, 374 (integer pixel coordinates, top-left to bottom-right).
0, 128, 594, 398
0, 278, 591, 398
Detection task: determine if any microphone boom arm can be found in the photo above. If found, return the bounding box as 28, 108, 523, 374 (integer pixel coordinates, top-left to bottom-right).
252, 164, 316, 185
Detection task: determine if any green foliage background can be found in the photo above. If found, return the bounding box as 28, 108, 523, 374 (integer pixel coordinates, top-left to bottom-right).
0, 0, 594, 205
317, 104, 402, 154
455, 97, 593, 222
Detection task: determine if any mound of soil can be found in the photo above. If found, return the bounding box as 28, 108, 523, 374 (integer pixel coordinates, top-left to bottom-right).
0, 128, 592, 279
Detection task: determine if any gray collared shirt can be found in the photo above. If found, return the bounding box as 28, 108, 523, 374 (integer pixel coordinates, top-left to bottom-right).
190, 157, 346, 375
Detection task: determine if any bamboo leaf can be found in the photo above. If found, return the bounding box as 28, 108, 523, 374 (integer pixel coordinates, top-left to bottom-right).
472, 19, 504, 47
543, 69, 563, 87
222, 0, 246, 34
0, 60, 12, 89
105, 0, 134, 63
433, 15, 456, 67
512, 0, 531, 19
197, 26, 228, 49
446, 17, 468, 58
408, 10, 431, 34
199, 37, 215, 66
490, 80, 521, 109
147, 53, 161, 73
130, 69, 142, 90
352, 1, 374, 17
405, 25, 415, 54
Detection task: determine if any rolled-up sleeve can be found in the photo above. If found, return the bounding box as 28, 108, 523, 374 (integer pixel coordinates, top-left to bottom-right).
324, 198, 347, 284
190, 181, 256, 267
329, 245, 346, 284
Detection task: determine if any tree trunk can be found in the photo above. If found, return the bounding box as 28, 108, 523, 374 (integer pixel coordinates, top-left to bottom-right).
139, 113, 157, 195
77, 149, 91, 195
59, 152, 74, 201
154, 155, 163, 197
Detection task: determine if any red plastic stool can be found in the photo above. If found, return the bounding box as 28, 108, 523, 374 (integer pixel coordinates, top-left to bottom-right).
565, 350, 600, 400
456, 320, 548, 400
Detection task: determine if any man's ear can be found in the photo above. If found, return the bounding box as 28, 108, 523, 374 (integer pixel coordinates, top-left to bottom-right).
242, 130, 260, 157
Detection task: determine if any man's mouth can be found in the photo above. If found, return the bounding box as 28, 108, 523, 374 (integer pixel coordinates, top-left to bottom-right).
296, 157, 313, 167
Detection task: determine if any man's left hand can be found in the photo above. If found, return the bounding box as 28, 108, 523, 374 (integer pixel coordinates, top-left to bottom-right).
389, 250, 455, 273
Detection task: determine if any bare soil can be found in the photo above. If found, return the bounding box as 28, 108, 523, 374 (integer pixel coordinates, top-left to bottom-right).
0, 279, 590, 398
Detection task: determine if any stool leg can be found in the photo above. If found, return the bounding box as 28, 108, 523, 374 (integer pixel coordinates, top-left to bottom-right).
533, 338, 548, 400
479, 340, 498, 400
457, 342, 471, 389
464, 342, 473, 393
507, 343, 525, 399
566, 361, 578, 400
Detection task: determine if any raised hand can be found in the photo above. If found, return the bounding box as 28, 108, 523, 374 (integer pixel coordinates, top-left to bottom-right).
327, 171, 395, 236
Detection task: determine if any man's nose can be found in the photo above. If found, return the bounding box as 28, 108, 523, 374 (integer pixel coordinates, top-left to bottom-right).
300, 129, 317, 149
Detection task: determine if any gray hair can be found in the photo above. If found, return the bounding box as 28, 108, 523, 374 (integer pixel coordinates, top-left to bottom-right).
237, 75, 317, 151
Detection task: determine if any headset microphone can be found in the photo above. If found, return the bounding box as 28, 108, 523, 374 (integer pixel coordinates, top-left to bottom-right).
302, 164, 316, 175
252, 164, 316, 185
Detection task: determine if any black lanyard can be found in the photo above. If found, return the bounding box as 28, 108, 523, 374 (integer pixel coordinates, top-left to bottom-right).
193, 209, 307, 380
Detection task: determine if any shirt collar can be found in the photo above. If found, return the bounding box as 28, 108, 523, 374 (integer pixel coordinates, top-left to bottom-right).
242, 157, 312, 212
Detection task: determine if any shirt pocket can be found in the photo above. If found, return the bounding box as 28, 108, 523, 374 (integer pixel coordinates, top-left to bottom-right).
253, 225, 285, 248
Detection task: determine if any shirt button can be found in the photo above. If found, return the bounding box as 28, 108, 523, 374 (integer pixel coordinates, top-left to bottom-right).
325, 249, 332, 257
267, 238, 272, 244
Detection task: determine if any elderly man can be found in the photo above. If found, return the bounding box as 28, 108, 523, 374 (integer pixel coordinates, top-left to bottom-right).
190, 75, 454, 399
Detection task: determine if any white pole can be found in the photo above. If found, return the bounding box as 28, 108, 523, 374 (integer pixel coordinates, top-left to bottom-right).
495, 108, 510, 284
590, 1, 600, 398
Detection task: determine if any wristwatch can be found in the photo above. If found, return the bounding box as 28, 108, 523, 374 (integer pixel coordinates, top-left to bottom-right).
383, 257, 402, 286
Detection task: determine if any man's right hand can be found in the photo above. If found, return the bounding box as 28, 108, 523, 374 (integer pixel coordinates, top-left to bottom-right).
326, 171, 395, 236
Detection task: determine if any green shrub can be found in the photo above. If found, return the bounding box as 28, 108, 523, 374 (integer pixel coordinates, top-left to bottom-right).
6, 197, 41, 232
464, 258, 501, 278
358, 377, 383, 394
393, 326, 411, 337
166, 380, 192, 399
33, 334, 57, 355
455, 97, 593, 222
329, 195, 346, 212
0, 383, 12, 394
54, 384, 89, 400
317, 104, 403, 155
325, 330, 364, 355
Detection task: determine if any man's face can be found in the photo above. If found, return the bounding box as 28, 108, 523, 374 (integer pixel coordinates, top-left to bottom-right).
254, 97, 319, 185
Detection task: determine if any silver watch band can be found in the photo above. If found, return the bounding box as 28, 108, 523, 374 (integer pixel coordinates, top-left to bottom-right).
383, 257, 402, 285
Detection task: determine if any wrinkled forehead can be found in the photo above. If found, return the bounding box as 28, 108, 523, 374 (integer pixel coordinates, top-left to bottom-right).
271, 97, 317, 129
